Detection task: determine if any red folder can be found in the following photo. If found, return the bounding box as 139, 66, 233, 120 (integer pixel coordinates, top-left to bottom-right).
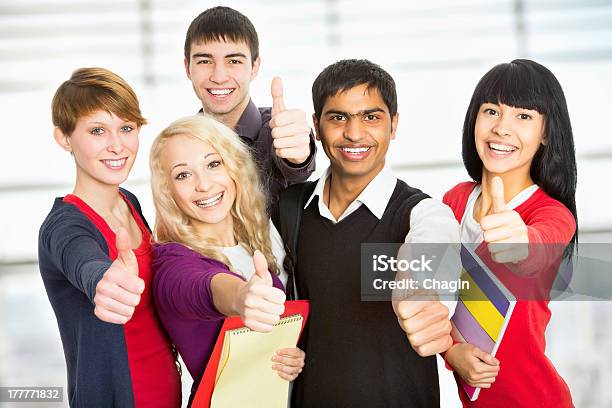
192, 300, 310, 408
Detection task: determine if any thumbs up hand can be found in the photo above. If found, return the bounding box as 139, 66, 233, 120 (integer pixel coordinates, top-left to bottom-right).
480, 176, 529, 263
233, 250, 286, 332
94, 227, 145, 324
269, 77, 311, 165
393, 295, 453, 357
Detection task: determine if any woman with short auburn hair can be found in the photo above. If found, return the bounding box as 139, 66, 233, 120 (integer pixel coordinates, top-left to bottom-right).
39, 67, 181, 407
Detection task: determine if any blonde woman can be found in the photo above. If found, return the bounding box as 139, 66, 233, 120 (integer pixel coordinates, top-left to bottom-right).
150, 115, 305, 404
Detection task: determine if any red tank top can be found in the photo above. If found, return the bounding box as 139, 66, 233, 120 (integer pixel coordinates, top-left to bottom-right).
64, 193, 181, 408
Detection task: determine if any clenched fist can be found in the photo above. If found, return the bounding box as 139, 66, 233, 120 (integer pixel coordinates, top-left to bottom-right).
393, 299, 453, 357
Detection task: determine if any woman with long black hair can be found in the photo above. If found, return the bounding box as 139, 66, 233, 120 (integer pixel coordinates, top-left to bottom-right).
443, 59, 577, 407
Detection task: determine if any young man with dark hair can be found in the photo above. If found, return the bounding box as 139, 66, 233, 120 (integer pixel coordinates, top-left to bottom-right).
282, 59, 459, 407
183, 6, 315, 207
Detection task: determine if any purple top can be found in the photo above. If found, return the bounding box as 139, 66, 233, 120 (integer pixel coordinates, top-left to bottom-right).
151, 242, 285, 400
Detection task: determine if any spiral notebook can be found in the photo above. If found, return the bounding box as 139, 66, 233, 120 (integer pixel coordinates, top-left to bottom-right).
451, 244, 516, 401
192, 300, 309, 408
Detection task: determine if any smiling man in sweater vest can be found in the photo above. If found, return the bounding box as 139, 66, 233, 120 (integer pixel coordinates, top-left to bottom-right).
284, 59, 460, 407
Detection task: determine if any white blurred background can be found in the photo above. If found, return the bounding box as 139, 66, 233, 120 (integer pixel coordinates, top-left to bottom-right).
1, 0, 611, 407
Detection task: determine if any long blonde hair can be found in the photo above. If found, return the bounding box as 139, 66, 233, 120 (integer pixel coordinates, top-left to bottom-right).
150, 115, 278, 274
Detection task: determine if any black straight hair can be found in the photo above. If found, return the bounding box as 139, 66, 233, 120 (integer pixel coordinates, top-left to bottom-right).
184, 6, 259, 64
312, 59, 397, 120
462, 59, 578, 249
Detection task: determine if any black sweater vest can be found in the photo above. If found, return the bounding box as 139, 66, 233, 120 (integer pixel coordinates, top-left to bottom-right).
292, 179, 440, 408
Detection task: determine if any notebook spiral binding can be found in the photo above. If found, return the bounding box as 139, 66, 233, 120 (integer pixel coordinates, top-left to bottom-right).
228, 314, 302, 336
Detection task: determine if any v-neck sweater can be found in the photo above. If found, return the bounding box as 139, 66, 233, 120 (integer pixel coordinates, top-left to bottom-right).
291, 179, 439, 407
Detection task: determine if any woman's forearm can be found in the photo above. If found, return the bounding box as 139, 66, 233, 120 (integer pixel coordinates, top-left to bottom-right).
210, 273, 246, 316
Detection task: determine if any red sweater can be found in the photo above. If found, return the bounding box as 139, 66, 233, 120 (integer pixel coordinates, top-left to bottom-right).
443, 182, 575, 408
64, 194, 181, 407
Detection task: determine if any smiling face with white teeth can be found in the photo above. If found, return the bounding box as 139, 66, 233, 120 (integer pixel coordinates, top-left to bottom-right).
162, 134, 237, 237
474, 102, 545, 184
314, 84, 398, 184
58, 110, 139, 189
185, 39, 260, 128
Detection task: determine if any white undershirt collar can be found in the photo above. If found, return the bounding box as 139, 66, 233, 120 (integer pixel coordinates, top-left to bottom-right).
304, 164, 397, 223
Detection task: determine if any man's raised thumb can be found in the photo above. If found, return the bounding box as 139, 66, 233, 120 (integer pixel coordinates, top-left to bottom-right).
253, 249, 272, 285
271, 76, 286, 116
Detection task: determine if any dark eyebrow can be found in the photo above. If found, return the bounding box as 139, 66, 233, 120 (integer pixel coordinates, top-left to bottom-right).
324, 108, 386, 116
192, 53, 212, 59
191, 53, 247, 59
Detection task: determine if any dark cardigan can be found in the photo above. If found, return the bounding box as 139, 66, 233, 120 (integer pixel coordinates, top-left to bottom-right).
38, 188, 148, 407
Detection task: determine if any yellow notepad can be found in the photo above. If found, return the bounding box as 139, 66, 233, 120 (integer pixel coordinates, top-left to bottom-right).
211, 314, 303, 408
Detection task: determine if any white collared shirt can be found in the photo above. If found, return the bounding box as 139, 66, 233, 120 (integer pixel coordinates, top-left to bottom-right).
304, 164, 460, 244
304, 165, 396, 223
